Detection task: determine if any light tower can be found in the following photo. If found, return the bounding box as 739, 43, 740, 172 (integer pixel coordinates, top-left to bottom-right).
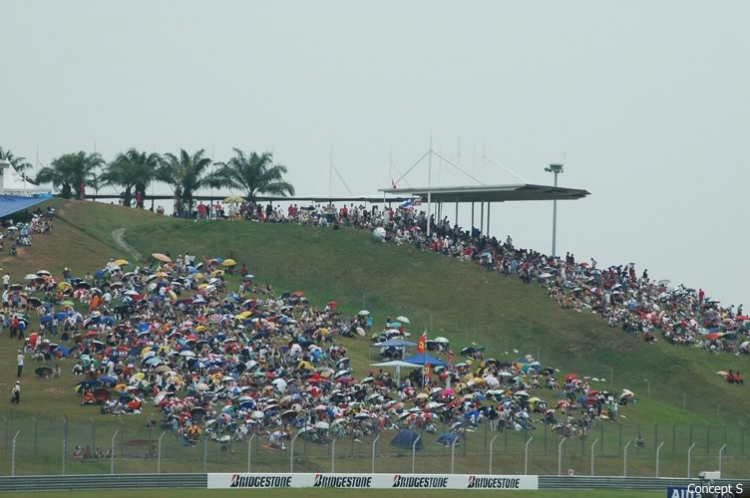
544, 163, 564, 257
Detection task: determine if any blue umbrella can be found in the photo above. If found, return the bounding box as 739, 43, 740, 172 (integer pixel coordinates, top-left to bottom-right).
54, 345, 70, 356
98, 376, 118, 386
41, 315, 53, 324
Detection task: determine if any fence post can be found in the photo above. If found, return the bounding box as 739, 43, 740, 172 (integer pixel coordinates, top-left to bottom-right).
590, 438, 599, 476
719, 443, 727, 476
203, 434, 208, 473
412, 436, 421, 474
290, 432, 300, 472
371, 434, 380, 474
600, 423, 604, 456
524, 437, 533, 475
11, 430, 20, 477
623, 440, 631, 477
672, 421, 676, 457
656, 441, 665, 477
331, 439, 336, 473
157, 431, 166, 474
618, 422, 623, 450
3, 416, 7, 457
489, 435, 498, 474
558, 438, 567, 476
62, 415, 68, 475
742, 423, 746, 458
32, 416, 38, 458
450, 437, 458, 474
247, 434, 256, 473
543, 424, 548, 455
110, 430, 119, 474
90, 417, 96, 456
687, 442, 696, 478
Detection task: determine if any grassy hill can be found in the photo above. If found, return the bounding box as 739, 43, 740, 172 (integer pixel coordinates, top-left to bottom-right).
0, 199, 748, 477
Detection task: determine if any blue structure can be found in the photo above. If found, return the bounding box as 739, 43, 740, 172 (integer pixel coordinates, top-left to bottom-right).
403, 352, 447, 367
0, 194, 53, 218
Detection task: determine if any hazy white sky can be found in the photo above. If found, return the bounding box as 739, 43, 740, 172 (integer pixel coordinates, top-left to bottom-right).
2, 1, 749, 305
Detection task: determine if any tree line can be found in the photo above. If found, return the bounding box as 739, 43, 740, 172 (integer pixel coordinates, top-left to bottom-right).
0, 147, 295, 217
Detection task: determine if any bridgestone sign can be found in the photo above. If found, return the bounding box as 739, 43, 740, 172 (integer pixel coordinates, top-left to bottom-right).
207, 473, 539, 490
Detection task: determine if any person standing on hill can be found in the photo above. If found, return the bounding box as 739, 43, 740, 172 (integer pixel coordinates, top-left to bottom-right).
2, 272, 9, 291
10, 381, 20, 404
16, 350, 24, 377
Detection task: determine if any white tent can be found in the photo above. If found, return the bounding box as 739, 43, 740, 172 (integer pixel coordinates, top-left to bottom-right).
370, 360, 422, 384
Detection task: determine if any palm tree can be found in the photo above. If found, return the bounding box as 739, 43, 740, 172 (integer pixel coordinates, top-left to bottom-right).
100, 149, 161, 207
208, 149, 295, 206
157, 149, 212, 217
36, 151, 104, 199
0, 147, 33, 178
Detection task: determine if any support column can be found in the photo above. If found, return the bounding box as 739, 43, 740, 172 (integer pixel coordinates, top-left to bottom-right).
471, 202, 475, 231
487, 202, 491, 238
455, 201, 458, 227
427, 192, 432, 237
480, 203, 484, 236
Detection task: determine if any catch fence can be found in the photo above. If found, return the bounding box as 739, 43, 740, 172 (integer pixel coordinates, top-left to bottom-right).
1, 412, 749, 478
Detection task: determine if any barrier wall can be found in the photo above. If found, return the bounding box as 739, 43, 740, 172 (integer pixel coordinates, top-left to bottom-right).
207, 473, 538, 490
0, 473, 748, 493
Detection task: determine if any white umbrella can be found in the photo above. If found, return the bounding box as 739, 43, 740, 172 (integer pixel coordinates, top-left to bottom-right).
315, 421, 330, 430
358, 310, 370, 316
396, 316, 410, 324
372, 227, 386, 241
251, 410, 265, 420
179, 351, 196, 357
434, 337, 450, 344
36, 270, 51, 276
24, 274, 39, 280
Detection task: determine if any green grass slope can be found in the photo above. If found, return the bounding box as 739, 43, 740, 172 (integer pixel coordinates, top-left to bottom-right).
0, 199, 747, 477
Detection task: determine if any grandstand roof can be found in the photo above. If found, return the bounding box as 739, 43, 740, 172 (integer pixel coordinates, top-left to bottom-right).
379, 184, 590, 203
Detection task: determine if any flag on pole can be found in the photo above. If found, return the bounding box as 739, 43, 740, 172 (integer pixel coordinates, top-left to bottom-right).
391, 178, 398, 189
446, 349, 453, 366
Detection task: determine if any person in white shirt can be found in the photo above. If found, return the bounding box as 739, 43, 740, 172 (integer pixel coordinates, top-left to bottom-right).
17, 350, 24, 377
3, 273, 10, 291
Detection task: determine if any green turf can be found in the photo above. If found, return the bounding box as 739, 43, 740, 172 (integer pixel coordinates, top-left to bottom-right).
0, 199, 748, 478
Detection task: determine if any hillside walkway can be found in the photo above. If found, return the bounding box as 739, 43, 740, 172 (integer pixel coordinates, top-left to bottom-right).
111, 228, 144, 263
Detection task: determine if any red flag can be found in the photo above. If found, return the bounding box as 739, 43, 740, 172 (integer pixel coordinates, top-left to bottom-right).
424, 364, 432, 379
417, 333, 427, 353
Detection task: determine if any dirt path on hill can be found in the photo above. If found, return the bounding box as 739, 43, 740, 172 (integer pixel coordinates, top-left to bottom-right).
111, 228, 143, 263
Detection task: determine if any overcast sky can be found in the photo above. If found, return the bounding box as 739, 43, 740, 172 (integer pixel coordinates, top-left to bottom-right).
2, 1, 749, 305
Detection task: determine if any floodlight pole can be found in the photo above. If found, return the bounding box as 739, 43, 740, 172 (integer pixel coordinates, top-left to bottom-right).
545, 164, 564, 257
290, 431, 301, 472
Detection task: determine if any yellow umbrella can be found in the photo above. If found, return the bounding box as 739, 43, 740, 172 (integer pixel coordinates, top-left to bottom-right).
211, 270, 225, 277
235, 311, 252, 320
195, 325, 207, 333
113, 259, 129, 266
194, 273, 205, 279
114, 384, 128, 393
223, 195, 245, 204
57, 282, 73, 291
140, 347, 153, 357
155, 271, 168, 278
198, 283, 208, 289
151, 253, 172, 263
222, 259, 237, 267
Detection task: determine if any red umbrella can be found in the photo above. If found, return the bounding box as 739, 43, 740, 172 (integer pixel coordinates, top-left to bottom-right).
85, 331, 99, 338
327, 302, 338, 308
293, 291, 304, 297
587, 390, 600, 397
705, 333, 722, 340
565, 373, 578, 382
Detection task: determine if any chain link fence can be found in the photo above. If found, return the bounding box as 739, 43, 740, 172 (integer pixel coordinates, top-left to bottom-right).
1, 412, 748, 478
